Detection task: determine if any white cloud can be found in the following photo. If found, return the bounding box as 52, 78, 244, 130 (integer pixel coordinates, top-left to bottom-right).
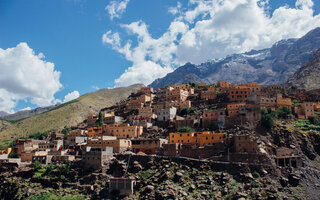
104, 0, 320, 87
106, 0, 130, 20
63, 90, 80, 103
19, 107, 31, 112
0, 42, 63, 113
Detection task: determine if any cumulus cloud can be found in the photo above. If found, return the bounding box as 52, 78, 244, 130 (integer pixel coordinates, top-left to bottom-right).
104, 0, 320, 87
106, 0, 130, 20
0, 42, 62, 113
63, 90, 80, 103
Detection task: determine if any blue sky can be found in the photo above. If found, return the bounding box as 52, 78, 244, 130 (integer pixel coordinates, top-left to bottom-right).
0, 0, 319, 113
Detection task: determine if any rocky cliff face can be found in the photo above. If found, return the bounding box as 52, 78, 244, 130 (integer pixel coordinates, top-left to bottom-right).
285, 49, 320, 91
150, 27, 320, 89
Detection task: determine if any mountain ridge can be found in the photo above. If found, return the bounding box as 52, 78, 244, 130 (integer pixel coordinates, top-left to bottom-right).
150, 27, 320, 89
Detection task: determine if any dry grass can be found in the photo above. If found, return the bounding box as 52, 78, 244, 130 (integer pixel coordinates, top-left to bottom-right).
0, 84, 143, 141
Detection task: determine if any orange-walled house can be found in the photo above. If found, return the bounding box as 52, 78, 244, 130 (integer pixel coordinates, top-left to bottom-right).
166, 88, 189, 101
227, 102, 246, 117
131, 138, 168, 154
102, 124, 143, 139
86, 136, 131, 153
315, 102, 320, 112
87, 114, 98, 127
217, 80, 234, 88
276, 94, 292, 108
87, 127, 102, 137
139, 106, 156, 120
227, 88, 251, 101
140, 87, 154, 94
169, 132, 226, 147
202, 109, 226, 128
127, 94, 154, 110
294, 102, 316, 119
237, 82, 260, 92
201, 87, 220, 100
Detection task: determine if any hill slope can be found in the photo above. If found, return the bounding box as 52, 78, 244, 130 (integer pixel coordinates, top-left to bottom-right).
285, 49, 320, 90
150, 27, 320, 89
0, 104, 60, 121
0, 84, 143, 141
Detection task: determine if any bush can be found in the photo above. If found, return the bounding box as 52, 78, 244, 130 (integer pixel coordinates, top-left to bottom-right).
29, 131, 49, 140
261, 113, 274, 129
277, 106, 292, 118
308, 115, 320, 125
95, 111, 104, 127
32, 161, 42, 171
8, 151, 18, 158
180, 107, 197, 116
177, 126, 194, 133
252, 171, 260, 178
250, 181, 259, 188
62, 125, 71, 136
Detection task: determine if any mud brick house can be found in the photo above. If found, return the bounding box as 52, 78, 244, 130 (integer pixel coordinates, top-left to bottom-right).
32, 154, 53, 165
102, 124, 143, 139
200, 87, 220, 100
87, 114, 98, 127
247, 93, 277, 110
131, 138, 168, 154
103, 112, 123, 124
166, 88, 189, 101
155, 87, 167, 100
165, 100, 192, 110
276, 93, 292, 108
82, 147, 113, 169
127, 94, 154, 110
202, 109, 226, 129
169, 132, 226, 147
152, 102, 166, 113
139, 106, 156, 120
38, 140, 63, 151
232, 135, 258, 153
217, 80, 235, 88
294, 102, 316, 119
21, 150, 48, 162
227, 88, 252, 102
15, 139, 43, 156
174, 115, 201, 129
86, 136, 131, 153
140, 86, 154, 94
87, 126, 103, 137
227, 102, 246, 117
156, 107, 177, 121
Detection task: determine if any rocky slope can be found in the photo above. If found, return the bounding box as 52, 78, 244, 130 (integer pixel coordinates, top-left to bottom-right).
285, 49, 320, 91
0, 84, 143, 141
150, 27, 320, 89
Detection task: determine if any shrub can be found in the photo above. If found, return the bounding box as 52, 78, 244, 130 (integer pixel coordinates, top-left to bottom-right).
180, 107, 197, 116
261, 113, 274, 129
62, 125, 71, 136
252, 171, 260, 178
95, 111, 104, 127
177, 126, 194, 133
32, 161, 42, 171
277, 106, 292, 118
308, 115, 320, 125
8, 151, 18, 158
29, 131, 49, 140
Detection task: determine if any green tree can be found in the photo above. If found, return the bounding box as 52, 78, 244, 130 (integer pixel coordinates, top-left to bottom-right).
62, 125, 71, 136
95, 111, 104, 126
177, 126, 194, 133
8, 151, 18, 158
277, 106, 292, 118
130, 108, 139, 115
292, 99, 300, 106
261, 109, 274, 129
291, 85, 298, 90
308, 115, 320, 125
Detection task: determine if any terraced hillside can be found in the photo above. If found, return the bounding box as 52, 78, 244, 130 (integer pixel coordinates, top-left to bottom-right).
0, 84, 143, 142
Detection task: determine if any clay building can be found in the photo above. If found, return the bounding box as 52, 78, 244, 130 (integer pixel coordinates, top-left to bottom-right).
294, 102, 316, 119
169, 132, 226, 147
86, 136, 131, 153
82, 147, 113, 169
131, 138, 168, 154
232, 135, 258, 153
140, 87, 154, 94
102, 124, 143, 139
202, 109, 226, 129
156, 107, 177, 121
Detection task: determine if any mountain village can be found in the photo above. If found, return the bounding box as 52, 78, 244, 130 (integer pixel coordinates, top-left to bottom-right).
0, 81, 320, 198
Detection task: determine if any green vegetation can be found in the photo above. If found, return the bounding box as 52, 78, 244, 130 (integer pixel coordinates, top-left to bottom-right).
95, 111, 104, 127
295, 119, 320, 131
138, 169, 152, 179
32, 161, 42, 171
252, 171, 260, 178
180, 107, 197, 116
188, 82, 199, 88
130, 108, 139, 115
62, 125, 71, 136
261, 108, 274, 130
177, 126, 194, 133
291, 85, 298, 90
277, 106, 292, 119
28, 131, 50, 140
292, 99, 300, 106
0, 84, 143, 142
0, 139, 15, 150
26, 192, 85, 200
8, 151, 18, 158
